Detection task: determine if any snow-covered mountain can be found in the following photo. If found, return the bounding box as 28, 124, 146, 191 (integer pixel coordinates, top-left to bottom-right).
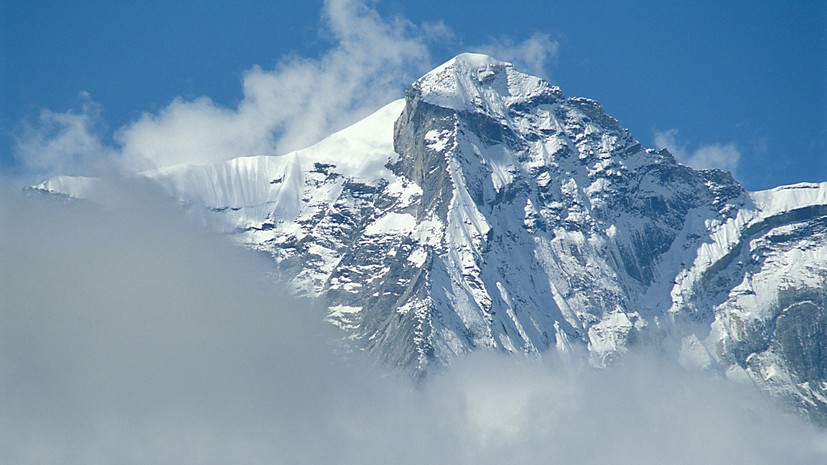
34, 53, 827, 423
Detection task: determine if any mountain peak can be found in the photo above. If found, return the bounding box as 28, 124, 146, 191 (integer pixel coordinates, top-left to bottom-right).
411, 53, 561, 115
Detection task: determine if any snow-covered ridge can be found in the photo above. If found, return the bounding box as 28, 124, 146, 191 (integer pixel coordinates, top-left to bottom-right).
673, 181, 827, 306
32, 99, 405, 249
35, 99, 404, 208
35, 175, 99, 199
751, 182, 827, 215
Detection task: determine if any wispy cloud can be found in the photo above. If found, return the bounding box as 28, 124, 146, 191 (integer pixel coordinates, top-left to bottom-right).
12, 93, 117, 178
475, 33, 559, 77
654, 128, 741, 173
12, 0, 439, 176
116, 0, 436, 171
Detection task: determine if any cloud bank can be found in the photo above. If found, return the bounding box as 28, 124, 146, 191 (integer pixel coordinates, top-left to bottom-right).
654, 128, 741, 173
2, 178, 826, 464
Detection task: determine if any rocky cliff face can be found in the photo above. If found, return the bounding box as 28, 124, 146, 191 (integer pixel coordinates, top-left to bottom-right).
34, 54, 827, 422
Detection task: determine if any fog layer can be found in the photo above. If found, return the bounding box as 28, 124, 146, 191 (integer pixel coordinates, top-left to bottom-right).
2, 180, 826, 464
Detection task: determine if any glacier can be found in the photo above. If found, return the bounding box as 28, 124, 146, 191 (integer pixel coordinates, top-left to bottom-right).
33, 53, 827, 424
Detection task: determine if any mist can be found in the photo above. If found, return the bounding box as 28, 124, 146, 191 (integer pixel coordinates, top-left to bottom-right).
1, 177, 826, 465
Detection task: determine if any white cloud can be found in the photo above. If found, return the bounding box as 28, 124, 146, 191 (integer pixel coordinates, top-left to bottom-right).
654, 128, 741, 173
475, 33, 559, 78
3, 178, 827, 464
116, 0, 434, 171
12, 94, 118, 178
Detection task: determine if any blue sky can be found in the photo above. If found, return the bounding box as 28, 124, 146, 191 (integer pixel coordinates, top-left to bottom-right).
1, 0, 825, 189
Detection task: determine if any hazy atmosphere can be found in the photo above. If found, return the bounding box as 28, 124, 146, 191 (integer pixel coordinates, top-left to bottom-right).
3, 1, 827, 463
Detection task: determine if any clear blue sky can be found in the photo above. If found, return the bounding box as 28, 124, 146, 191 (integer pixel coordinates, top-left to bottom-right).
1, 0, 825, 190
